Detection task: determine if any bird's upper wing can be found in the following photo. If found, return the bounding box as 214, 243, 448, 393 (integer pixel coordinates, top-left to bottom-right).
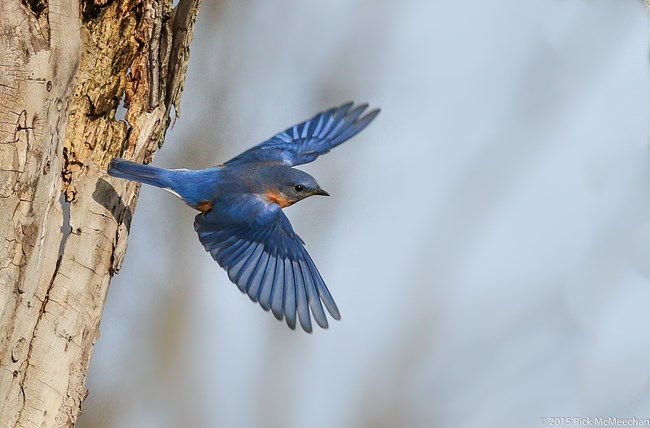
194, 194, 340, 332
225, 102, 380, 167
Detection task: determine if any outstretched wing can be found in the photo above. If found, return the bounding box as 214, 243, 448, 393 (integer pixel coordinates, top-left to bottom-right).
225, 102, 380, 167
194, 194, 340, 332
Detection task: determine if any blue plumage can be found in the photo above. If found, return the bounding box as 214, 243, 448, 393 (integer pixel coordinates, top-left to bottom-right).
108, 159, 173, 188
108, 102, 379, 332
226, 102, 380, 167
109, 158, 222, 207
194, 194, 340, 331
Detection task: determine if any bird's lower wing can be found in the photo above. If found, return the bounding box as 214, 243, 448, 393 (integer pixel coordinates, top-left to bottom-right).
194, 195, 340, 332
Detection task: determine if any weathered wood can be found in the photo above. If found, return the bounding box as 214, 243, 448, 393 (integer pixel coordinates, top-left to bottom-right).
0, 0, 201, 425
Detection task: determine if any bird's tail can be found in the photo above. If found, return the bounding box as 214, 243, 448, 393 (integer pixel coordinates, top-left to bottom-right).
107, 158, 173, 189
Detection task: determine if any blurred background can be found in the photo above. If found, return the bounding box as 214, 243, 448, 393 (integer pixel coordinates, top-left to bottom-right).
78, 1, 650, 427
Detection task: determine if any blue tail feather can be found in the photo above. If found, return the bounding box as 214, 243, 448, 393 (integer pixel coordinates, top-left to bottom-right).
108, 158, 221, 207
108, 158, 172, 189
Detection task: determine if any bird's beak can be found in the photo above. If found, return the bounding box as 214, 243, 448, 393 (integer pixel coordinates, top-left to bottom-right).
313, 188, 330, 197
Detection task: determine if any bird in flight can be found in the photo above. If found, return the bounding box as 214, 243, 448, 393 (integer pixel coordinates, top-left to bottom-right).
108, 102, 380, 332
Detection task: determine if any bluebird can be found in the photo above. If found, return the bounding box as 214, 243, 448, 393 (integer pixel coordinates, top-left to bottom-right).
108, 102, 380, 332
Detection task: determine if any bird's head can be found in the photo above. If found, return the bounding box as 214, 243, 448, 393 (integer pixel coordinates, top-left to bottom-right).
265, 167, 329, 208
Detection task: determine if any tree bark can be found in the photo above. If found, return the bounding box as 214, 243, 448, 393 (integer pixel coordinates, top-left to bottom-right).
0, 0, 201, 425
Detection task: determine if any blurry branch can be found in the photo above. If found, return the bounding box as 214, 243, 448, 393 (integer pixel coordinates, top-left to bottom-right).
0, 0, 202, 426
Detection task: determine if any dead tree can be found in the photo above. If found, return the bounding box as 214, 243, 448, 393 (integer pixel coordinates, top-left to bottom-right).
0, 0, 201, 425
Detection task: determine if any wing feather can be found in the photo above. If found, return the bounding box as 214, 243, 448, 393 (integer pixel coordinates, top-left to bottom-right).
269, 258, 285, 319
300, 258, 328, 329
294, 263, 312, 333
194, 194, 340, 332
246, 251, 270, 301
224, 102, 380, 167
258, 255, 277, 311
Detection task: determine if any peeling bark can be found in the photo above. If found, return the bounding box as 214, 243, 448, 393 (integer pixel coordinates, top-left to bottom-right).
0, 0, 202, 425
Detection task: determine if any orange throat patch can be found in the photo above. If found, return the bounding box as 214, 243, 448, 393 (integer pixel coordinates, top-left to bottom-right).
264, 190, 294, 208
195, 200, 213, 213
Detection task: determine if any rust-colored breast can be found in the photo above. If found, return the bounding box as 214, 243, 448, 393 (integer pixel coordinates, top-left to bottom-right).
264, 190, 293, 208
195, 200, 214, 213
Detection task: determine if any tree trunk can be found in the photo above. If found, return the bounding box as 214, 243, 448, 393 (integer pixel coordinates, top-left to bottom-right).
0, 0, 201, 425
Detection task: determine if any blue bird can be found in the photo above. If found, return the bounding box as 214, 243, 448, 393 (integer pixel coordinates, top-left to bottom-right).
108, 102, 380, 332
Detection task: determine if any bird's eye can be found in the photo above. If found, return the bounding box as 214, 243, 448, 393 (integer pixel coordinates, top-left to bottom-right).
294, 184, 304, 192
